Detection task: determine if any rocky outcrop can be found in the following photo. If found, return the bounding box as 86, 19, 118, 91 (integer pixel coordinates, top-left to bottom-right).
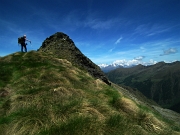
38, 32, 111, 85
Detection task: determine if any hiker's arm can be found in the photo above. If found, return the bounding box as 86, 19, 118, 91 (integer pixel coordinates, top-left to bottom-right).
26, 39, 31, 43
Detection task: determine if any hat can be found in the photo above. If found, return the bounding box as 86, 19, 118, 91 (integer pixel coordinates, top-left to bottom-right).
23, 35, 26, 37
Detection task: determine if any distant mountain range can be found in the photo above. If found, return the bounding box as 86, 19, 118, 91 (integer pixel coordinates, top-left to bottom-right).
105, 61, 180, 113
1, 32, 180, 134
99, 61, 177, 73
99, 63, 151, 73
98, 64, 124, 73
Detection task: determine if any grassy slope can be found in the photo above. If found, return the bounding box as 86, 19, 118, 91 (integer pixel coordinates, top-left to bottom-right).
105, 63, 180, 108
0, 51, 180, 135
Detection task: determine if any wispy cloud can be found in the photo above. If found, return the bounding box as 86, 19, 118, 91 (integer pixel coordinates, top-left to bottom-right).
108, 36, 123, 52
51, 11, 122, 32
115, 36, 123, 44
160, 48, 178, 56
108, 47, 115, 52
0, 19, 22, 35
85, 18, 120, 30
133, 23, 172, 37
132, 39, 180, 57
95, 38, 180, 65
134, 56, 145, 60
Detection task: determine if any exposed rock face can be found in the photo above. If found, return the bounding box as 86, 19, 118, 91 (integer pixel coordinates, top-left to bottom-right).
38, 32, 111, 85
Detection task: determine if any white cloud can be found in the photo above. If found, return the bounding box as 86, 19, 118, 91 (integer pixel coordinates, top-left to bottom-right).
160, 48, 178, 56
134, 56, 145, 61
99, 58, 157, 68
112, 59, 142, 67
115, 36, 123, 44
93, 38, 180, 66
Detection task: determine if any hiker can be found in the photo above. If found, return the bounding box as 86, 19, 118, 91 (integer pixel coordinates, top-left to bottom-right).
18, 35, 31, 52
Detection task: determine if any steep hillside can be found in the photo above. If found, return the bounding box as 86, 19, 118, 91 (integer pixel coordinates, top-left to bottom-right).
105, 62, 180, 113
37, 32, 110, 85
0, 51, 180, 135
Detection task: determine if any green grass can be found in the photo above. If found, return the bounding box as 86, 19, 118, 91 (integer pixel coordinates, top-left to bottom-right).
38, 116, 99, 135
0, 51, 179, 135
104, 114, 136, 135
104, 87, 122, 110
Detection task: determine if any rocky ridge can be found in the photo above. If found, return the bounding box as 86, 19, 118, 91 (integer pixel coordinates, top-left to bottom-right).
38, 32, 111, 85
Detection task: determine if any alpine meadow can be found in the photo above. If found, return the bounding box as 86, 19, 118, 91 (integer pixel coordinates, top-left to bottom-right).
0, 32, 180, 135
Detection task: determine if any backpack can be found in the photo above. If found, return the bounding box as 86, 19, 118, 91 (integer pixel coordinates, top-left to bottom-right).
18, 37, 24, 44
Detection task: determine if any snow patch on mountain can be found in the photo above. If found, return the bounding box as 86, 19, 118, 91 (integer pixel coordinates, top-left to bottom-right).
99, 59, 179, 73
99, 59, 158, 72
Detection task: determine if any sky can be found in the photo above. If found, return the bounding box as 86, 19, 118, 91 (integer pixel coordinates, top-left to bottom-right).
0, 0, 180, 66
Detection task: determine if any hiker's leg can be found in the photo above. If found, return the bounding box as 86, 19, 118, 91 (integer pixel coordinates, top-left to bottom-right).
24, 45, 27, 52
21, 44, 23, 52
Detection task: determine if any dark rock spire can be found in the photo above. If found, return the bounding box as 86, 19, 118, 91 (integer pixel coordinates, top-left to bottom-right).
38, 32, 111, 85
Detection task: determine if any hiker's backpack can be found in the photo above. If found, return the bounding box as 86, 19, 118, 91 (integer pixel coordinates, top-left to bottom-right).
18, 37, 23, 44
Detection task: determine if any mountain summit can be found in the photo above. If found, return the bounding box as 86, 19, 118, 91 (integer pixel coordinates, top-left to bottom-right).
0, 33, 180, 134
38, 32, 110, 85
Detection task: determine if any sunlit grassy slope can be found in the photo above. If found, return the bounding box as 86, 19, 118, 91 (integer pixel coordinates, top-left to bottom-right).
0, 51, 180, 135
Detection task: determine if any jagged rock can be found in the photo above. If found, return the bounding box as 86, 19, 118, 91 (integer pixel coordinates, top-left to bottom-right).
38, 32, 111, 85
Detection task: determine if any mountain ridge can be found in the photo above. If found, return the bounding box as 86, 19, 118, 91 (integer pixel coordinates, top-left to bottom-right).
37, 32, 111, 85
100, 61, 180, 73
0, 32, 180, 134
0, 51, 180, 134
105, 61, 180, 113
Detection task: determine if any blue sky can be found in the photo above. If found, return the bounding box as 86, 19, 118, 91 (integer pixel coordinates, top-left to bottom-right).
0, 0, 180, 66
